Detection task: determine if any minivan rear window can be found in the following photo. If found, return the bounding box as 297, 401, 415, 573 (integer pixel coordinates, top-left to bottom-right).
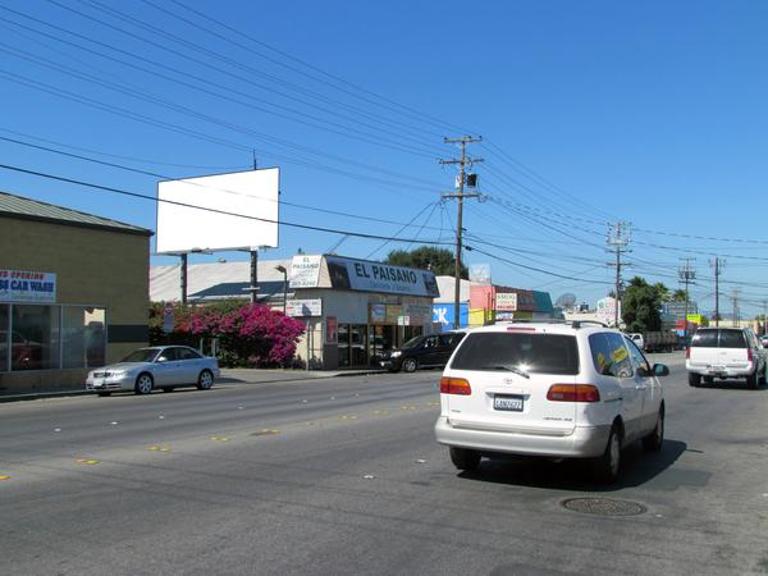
718, 330, 747, 348
450, 332, 579, 375
691, 330, 746, 348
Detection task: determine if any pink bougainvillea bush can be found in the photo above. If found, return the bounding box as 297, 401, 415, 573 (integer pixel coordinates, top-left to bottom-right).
150, 301, 305, 368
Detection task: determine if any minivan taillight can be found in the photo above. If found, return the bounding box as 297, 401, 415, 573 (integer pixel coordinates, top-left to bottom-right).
546, 384, 600, 402
439, 377, 472, 395
748, 347, 754, 363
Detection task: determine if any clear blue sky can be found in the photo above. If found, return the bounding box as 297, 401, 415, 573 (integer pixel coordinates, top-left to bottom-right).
2, 0, 767, 316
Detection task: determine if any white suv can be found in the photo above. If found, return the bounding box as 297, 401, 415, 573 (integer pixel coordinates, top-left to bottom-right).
434, 322, 669, 483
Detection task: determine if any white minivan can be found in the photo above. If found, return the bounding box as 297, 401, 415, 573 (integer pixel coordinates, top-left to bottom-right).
434, 322, 669, 483
686, 327, 766, 389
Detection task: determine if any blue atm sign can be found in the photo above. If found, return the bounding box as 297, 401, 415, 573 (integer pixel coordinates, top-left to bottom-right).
432, 303, 468, 328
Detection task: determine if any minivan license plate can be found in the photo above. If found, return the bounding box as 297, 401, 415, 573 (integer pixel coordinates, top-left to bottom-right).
494, 394, 524, 412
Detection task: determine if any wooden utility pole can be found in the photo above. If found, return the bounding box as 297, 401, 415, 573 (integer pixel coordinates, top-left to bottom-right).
440, 136, 482, 329
710, 257, 725, 327
607, 222, 631, 327
679, 258, 696, 345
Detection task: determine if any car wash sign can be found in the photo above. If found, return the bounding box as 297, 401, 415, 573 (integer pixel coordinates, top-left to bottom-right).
0, 269, 57, 303
325, 256, 440, 297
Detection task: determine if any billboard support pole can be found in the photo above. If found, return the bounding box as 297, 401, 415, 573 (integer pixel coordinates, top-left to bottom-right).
249, 250, 258, 304
180, 253, 188, 304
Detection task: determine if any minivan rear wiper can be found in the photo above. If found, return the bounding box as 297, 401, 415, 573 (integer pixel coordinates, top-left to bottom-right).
480, 365, 530, 378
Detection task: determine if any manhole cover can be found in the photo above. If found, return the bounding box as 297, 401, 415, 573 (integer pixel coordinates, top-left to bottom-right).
561, 497, 647, 517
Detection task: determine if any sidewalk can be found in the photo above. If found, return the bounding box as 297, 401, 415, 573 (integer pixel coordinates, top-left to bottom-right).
0, 368, 386, 403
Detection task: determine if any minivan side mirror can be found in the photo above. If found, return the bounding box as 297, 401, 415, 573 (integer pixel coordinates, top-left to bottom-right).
652, 363, 670, 377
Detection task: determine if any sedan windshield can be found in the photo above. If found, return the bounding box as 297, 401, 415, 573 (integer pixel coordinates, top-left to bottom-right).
401, 336, 424, 349
120, 348, 160, 363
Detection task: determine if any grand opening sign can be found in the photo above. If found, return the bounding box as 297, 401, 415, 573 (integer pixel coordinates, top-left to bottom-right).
0, 269, 57, 303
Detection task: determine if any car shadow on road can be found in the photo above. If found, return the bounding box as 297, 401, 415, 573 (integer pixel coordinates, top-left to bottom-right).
458, 439, 687, 492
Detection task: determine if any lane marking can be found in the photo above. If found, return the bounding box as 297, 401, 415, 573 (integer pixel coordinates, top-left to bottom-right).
210, 436, 231, 442
0, 475, 10, 481
148, 445, 171, 453
76, 458, 100, 465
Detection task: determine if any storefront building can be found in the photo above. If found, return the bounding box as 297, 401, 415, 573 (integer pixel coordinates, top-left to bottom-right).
0, 192, 152, 395
469, 284, 554, 325
288, 254, 439, 369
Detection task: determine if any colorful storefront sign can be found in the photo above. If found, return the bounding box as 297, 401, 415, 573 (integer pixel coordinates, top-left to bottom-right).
0, 269, 56, 303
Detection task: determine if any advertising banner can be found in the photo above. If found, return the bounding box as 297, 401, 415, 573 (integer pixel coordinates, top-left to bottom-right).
495, 292, 518, 312
289, 255, 323, 288
325, 316, 338, 344
432, 303, 469, 328
369, 304, 386, 324
0, 269, 56, 303
325, 256, 439, 297
286, 299, 322, 317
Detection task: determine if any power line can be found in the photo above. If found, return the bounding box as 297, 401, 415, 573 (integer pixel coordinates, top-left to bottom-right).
0, 131, 450, 232
0, 162, 454, 246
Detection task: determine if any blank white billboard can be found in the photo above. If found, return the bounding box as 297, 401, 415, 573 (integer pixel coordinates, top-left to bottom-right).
156, 168, 279, 254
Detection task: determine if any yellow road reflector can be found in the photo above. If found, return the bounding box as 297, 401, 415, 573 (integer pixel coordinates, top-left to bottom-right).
76, 458, 100, 465
0, 475, 10, 481
210, 436, 230, 442
251, 429, 279, 436
148, 445, 171, 453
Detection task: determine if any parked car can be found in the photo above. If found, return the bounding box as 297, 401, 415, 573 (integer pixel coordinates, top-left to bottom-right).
85, 345, 220, 396
434, 322, 669, 483
686, 327, 766, 389
379, 331, 466, 373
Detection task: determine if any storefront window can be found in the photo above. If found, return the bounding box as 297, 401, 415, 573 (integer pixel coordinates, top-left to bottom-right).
350, 324, 367, 367
63, 307, 106, 368
368, 325, 395, 366
338, 324, 350, 367
0, 305, 8, 372
12, 305, 60, 371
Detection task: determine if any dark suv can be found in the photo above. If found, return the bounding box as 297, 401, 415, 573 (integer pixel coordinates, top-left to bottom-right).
380, 331, 466, 373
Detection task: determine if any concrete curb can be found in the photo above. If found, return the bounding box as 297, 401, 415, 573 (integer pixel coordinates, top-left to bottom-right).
0, 369, 387, 403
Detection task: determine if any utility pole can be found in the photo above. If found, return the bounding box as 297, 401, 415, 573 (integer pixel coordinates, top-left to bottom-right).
440, 136, 483, 330
710, 257, 725, 327
761, 299, 768, 335
678, 258, 696, 345
607, 222, 631, 327
731, 288, 741, 327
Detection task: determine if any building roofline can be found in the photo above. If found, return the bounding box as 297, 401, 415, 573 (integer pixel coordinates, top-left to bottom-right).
0, 190, 153, 236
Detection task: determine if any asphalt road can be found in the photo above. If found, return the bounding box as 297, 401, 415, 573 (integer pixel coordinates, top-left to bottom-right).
2, 353, 768, 576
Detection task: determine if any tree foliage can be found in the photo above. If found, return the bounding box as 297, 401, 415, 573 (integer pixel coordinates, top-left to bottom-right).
150, 301, 305, 367
621, 276, 664, 333
384, 246, 468, 278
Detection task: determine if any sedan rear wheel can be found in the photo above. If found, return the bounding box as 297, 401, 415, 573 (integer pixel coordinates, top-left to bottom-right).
196, 369, 214, 390
134, 373, 154, 395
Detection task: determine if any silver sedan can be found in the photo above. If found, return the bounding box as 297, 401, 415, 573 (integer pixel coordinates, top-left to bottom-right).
86, 345, 220, 396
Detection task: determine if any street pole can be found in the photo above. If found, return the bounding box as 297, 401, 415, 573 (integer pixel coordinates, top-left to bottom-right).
607, 222, 631, 328
710, 257, 724, 327
679, 258, 696, 346
249, 250, 258, 304
440, 136, 482, 330
180, 253, 188, 304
